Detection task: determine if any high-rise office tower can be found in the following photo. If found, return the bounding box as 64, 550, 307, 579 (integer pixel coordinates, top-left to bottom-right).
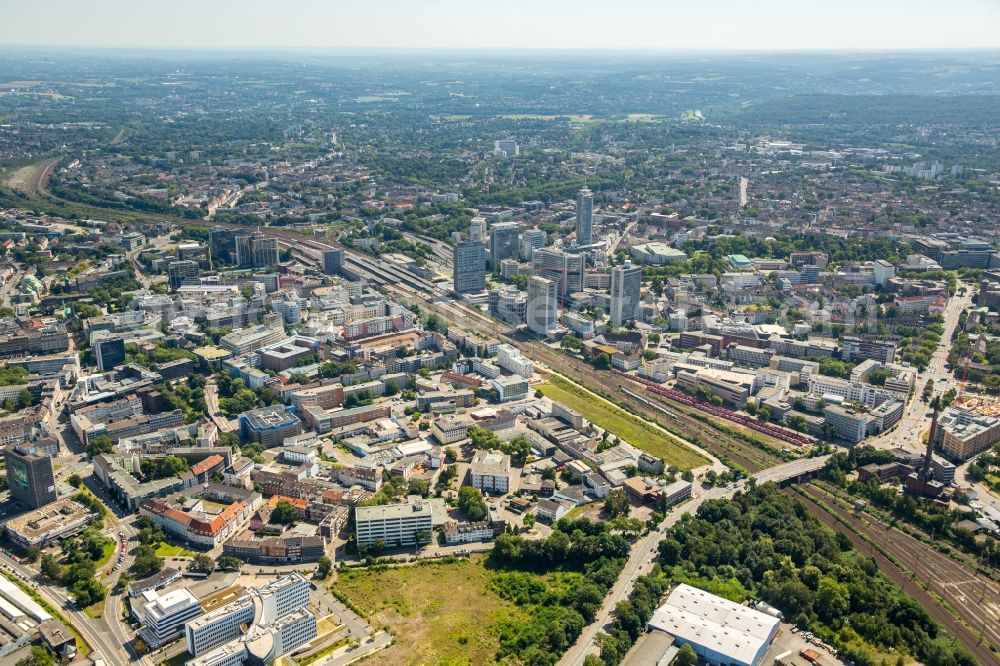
488, 222, 520, 269
527, 276, 558, 337
94, 336, 126, 372
209, 227, 240, 264
576, 187, 593, 246
322, 249, 344, 276
532, 247, 585, 302
235, 233, 280, 269
167, 260, 200, 289
469, 217, 487, 243
610, 261, 642, 327
519, 229, 546, 260
453, 241, 486, 293
5, 443, 57, 509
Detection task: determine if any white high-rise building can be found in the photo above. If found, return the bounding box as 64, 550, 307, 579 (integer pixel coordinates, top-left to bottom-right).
610, 261, 642, 326
576, 187, 593, 246
469, 217, 487, 242
527, 276, 558, 337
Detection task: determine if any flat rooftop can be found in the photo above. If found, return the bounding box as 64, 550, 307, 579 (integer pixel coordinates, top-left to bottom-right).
648, 584, 779, 666
5, 498, 91, 541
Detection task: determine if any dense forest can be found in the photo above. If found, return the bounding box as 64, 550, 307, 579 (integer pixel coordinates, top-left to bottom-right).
592, 485, 976, 666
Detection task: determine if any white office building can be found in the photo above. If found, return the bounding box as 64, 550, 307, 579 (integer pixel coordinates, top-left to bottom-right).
185, 574, 311, 658
140, 589, 203, 649
496, 344, 533, 379
526, 276, 558, 336
610, 261, 642, 326
355, 498, 434, 549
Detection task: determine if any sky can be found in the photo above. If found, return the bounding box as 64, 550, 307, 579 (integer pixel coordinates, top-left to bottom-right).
1, 0, 999, 51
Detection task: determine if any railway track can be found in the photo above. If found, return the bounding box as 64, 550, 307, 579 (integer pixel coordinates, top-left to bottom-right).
788, 484, 1000, 664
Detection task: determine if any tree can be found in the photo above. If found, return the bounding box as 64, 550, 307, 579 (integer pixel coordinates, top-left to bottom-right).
67, 474, 82, 488
458, 486, 488, 521
602, 489, 630, 519
523, 513, 536, 531
86, 435, 113, 457
40, 554, 63, 582
189, 554, 215, 574
675, 644, 697, 666
217, 555, 243, 571
16, 646, 55, 666
272, 500, 298, 524
591, 352, 612, 370
316, 556, 333, 579
130, 544, 164, 579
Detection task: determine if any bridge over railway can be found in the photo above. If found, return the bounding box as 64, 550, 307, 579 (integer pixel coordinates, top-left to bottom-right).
753, 455, 832, 486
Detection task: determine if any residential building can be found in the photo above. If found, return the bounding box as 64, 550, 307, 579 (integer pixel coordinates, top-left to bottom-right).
470, 450, 511, 494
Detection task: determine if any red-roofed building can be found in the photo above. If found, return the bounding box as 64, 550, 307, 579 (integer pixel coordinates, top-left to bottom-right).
190, 454, 225, 482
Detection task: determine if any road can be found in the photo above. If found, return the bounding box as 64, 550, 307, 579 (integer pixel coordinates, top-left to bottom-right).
869, 284, 973, 455
204, 379, 237, 432
559, 484, 738, 666
0, 553, 126, 665
0, 266, 23, 308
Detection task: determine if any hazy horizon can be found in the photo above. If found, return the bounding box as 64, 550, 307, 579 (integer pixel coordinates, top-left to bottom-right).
2, 0, 999, 52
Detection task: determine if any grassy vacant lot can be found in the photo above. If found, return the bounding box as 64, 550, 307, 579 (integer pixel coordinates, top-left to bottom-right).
334, 557, 527, 666
154, 542, 195, 557
537, 375, 707, 470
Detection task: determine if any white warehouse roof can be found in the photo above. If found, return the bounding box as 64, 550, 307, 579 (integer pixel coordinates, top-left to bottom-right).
648, 584, 779, 666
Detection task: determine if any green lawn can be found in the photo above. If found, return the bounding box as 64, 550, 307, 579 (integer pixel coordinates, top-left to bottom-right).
537, 375, 708, 470
334, 557, 528, 666
155, 542, 195, 557
94, 540, 116, 568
